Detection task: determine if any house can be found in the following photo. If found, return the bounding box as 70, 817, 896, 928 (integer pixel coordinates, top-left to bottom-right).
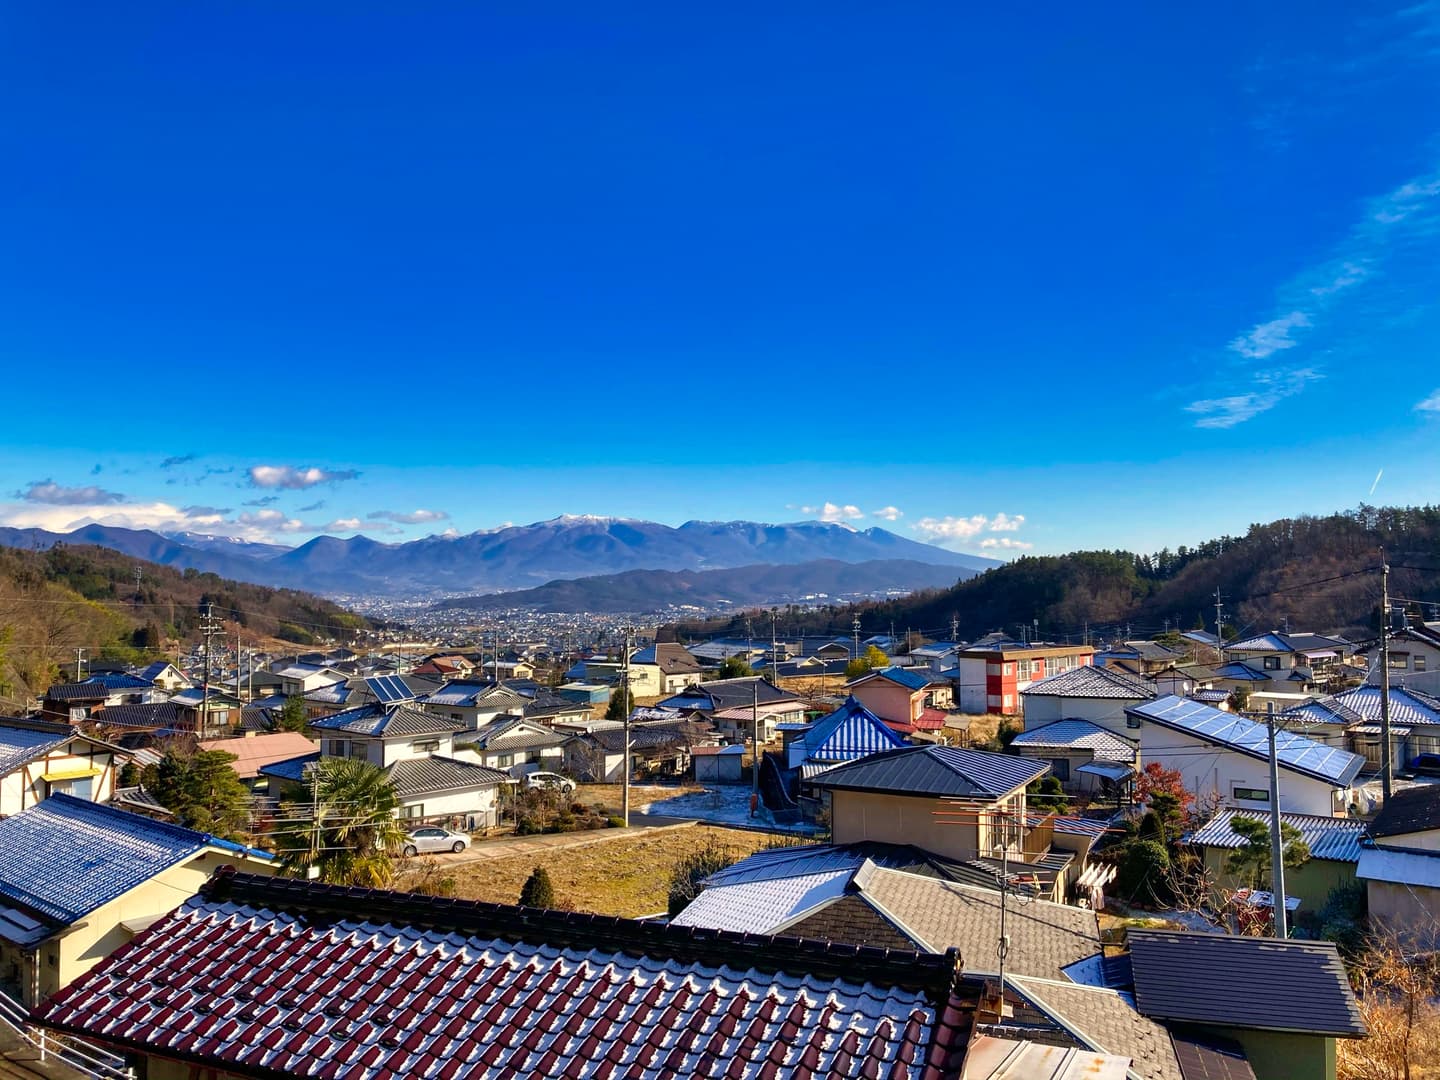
1127, 696, 1364, 816
556, 681, 610, 706
479, 658, 535, 681
811, 744, 1048, 865
1184, 808, 1366, 912
1125, 929, 1365, 1080
692, 744, 745, 783
40, 681, 112, 722
0, 795, 275, 1007
845, 666, 952, 735
409, 654, 475, 678
685, 638, 766, 667
269, 662, 349, 698
1019, 665, 1156, 736
673, 855, 1104, 984
659, 676, 806, 741
303, 702, 509, 827
624, 643, 705, 696
1218, 632, 1351, 702
453, 717, 568, 777
418, 679, 529, 730
1363, 619, 1440, 687
562, 721, 711, 783
0, 717, 122, 814
196, 731, 319, 789
518, 688, 593, 726
1359, 784, 1440, 939
33, 868, 970, 1080
781, 696, 908, 780
1282, 685, 1440, 770
1008, 720, 1137, 796
1095, 640, 1185, 676
948, 643, 1097, 715
133, 661, 193, 693
1151, 662, 1220, 698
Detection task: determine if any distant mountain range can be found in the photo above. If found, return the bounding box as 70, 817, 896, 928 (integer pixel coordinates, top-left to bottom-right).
0, 516, 996, 597
433, 558, 978, 614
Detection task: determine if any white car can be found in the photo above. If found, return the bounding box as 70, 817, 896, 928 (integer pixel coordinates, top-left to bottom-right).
524, 771, 576, 794
400, 827, 471, 856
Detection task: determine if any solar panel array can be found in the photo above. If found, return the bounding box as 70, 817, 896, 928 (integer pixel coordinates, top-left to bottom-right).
365, 674, 415, 705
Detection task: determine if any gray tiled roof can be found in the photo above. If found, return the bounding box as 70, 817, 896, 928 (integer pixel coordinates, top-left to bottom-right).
1020, 666, 1156, 701
310, 704, 463, 739
1008, 720, 1137, 763
811, 744, 1048, 800
1127, 929, 1365, 1037
1368, 783, 1440, 839
385, 756, 511, 798
1007, 976, 1183, 1080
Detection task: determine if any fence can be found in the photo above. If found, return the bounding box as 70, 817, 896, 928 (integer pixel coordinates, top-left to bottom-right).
0, 985, 134, 1079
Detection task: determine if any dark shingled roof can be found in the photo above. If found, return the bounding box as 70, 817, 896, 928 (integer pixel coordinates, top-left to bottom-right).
811, 744, 1048, 800
1127, 929, 1366, 1037
1369, 783, 1440, 839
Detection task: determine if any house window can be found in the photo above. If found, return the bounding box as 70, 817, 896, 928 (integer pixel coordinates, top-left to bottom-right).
451, 713, 463, 721
1016, 660, 1032, 679
1390, 653, 1410, 670
1002, 664, 1013, 676
1417, 655, 1428, 672
1233, 786, 1269, 802
1263, 656, 1281, 671
1051, 758, 1070, 782
413, 740, 440, 753
328, 739, 348, 757
348, 743, 369, 760
1002, 694, 1014, 709
496, 753, 514, 768
398, 804, 424, 820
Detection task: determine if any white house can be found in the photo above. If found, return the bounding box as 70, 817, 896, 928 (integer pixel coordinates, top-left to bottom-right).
0, 718, 123, 815
1126, 696, 1364, 817
1019, 665, 1156, 737
419, 680, 530, 731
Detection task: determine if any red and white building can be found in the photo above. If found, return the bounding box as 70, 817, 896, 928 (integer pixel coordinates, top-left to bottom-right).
949, 643, 1096, 715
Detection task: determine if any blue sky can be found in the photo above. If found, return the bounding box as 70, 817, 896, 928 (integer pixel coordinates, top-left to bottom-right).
4, 3, 1440, 558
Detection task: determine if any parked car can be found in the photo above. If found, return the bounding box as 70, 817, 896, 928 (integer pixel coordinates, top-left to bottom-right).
524, 771, 576, 794
400, 827, 471, 856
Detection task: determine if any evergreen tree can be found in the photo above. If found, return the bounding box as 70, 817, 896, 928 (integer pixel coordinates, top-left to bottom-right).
273, 758, 405, 887
1225, 817, 1310, 890
147, 749, 250, 838
519, 866, 557, 908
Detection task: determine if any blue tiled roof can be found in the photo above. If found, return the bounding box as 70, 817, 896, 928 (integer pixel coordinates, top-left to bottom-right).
801, 697, 907, 763
811, 744, 1048, 799
1126, 695, 1365, 786
83, 672, 154, 691
867, 667, 930, 691
0, 722, 73, 775
0, 795, 269, 925
258, 752, 321, 782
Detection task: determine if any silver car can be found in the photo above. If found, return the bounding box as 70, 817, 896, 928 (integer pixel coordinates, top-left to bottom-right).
524, 771, 576, 794
401, 827, 471, 856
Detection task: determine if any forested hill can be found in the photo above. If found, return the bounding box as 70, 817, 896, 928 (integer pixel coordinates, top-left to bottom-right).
676, 506, 1440, 643
0, 543, 373, 704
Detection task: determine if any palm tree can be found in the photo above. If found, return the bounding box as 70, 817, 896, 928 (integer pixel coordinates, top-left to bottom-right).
273, 758, 406, 887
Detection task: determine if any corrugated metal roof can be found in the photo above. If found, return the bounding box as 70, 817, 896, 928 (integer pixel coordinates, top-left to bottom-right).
851, 667, 931, 692
1357, 845, 1440, 888
1020, 666, 1156, 701
1128, 695, 1365, 786
812, 744, 1048, 800
385, 756, 511, 798
1186, 808, 1365, 862
1009, 720, 1136, 763
1127, 929, 1365, 1037
798, 696, 908, 763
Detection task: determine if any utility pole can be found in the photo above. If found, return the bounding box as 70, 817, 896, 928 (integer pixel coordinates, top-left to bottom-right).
750, 679, 760, 818
996, 808, 1011, 997
133, 565, 143, 610
852, 616, 861, 660
770, 609, 779, 684
621, 625, 633, 828
198, 602, 223, 737
1214, 588, 1224, 647
74, 648, 86, 682
1265, 702, 1289, 939
1380, 549, 1393, 800
951, 614, 959, 644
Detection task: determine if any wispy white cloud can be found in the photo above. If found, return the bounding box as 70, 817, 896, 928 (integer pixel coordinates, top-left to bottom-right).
988, 513, 1025, 532
802, 502, 864, 522
248, 465, 360, 489
1417, 388, 1440, 414
1194, 164, 1440, 427
1187, 368, 1323, 428
870, 506, 903, 521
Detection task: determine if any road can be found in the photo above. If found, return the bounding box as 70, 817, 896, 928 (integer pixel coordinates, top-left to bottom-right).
404, 816, 700, 868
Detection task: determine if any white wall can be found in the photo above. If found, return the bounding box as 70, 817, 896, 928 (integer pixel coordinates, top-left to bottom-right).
1020, 694, 1143, 740
398, 785, 498, 828
1138, 723, 1349, 816
954, 657, 988, 714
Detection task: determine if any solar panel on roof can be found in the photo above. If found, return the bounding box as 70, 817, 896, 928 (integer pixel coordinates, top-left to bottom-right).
366, 675, 415, 705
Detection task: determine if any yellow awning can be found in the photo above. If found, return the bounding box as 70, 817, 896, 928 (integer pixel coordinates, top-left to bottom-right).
41, 766, 102, 782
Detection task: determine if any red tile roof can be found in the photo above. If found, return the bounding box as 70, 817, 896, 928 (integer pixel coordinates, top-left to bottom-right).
36, 870, 970, 1079
913, 709, 948, 732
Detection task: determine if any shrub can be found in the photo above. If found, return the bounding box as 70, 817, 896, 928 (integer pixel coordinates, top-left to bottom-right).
518, 867, 557, 908
1115, 839, 1172, 907
606, 815, 625, 829
667, 841, 740, 917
